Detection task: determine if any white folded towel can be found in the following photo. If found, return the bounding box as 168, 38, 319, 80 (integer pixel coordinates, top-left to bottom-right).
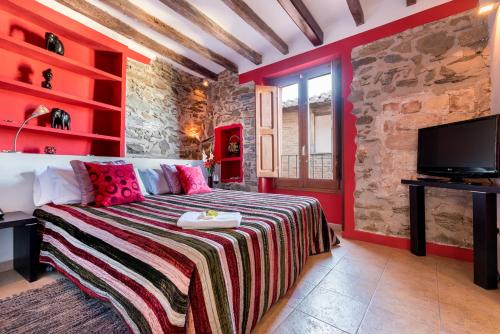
177, 211, 242, 229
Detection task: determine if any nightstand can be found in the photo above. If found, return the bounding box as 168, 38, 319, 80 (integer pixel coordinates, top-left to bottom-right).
0, 212, 39, 282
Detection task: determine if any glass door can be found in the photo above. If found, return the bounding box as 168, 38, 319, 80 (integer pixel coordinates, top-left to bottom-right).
270, 62, 341, 191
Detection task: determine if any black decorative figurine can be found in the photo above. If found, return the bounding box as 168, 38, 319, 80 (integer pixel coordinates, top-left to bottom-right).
42, 68, 53, 89
45, 32, 64, 55
51, 108, 71, 130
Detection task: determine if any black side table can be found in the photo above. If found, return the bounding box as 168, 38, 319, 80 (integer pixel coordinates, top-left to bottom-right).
0, 211, 39, 282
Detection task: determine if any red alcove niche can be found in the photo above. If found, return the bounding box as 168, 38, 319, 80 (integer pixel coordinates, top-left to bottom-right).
0, 0, 127, 156
214, 123, 243, 183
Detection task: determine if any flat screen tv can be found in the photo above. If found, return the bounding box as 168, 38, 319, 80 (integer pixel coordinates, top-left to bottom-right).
417, 115, 500, 180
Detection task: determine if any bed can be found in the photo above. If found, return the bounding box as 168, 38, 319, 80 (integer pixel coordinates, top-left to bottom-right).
34, 189, 332, 334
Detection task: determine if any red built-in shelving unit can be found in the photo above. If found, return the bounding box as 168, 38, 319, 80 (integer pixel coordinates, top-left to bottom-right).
214, 123, 243, 183
0, 0, 127, 156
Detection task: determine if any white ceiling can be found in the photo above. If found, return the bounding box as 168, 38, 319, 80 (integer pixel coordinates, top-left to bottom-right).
36, 0, 453, 77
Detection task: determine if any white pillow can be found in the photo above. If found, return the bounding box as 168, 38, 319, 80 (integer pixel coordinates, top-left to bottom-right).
140, 168, 170, 195
134, 167, 149, 196
33, 167, 54, 207
48, 167, 82, 205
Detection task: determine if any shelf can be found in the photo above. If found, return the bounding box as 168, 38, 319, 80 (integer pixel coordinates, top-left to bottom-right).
221, 177, 243, 183
0, 120, 121, 142
220, 157, 242, 162
0, 35, 122, 82
0, 77, 122, 112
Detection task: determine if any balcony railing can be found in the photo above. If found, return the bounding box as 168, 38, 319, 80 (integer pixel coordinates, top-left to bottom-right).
280, 153, 333, 180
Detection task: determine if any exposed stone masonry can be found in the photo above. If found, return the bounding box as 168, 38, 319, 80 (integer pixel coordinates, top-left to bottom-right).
350, 10, 491, 248
208, 71, 257, 191
126, 61, 257, 191
126, 59, 210, 160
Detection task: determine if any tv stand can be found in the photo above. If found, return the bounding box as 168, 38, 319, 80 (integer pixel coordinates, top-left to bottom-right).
416, 177, 482, 185
402, 179, 500, 290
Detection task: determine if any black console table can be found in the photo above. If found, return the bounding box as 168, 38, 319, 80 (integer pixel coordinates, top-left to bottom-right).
402, 179, 499, 290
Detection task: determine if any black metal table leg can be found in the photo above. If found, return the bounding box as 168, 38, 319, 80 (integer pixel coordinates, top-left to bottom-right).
472, 192, 498, 290
409, 185, 426, 256
13, 221, 39, 282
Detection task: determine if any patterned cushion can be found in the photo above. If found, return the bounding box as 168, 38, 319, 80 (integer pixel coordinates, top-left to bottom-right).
84, 163, 145, 207
160, 164, 183, 194
70, 160, 126, 205
175, 165, 211, 195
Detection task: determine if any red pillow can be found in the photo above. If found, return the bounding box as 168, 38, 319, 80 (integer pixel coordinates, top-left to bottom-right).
175, 165, 212, 195
84, 163, 145, 207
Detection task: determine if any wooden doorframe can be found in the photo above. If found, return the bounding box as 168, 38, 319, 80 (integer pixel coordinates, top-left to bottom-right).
267, 61, 342, 192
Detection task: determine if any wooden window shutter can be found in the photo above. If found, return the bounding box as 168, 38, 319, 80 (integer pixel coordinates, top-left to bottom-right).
256, 85, 279, 178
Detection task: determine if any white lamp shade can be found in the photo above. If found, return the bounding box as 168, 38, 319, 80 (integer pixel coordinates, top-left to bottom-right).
31, 105, 50, 118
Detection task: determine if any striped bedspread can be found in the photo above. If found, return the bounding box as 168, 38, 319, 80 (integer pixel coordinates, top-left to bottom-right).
34, 189, 331, 334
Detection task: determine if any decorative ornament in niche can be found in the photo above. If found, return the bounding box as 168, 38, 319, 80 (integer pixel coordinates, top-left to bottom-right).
228, 135, 240, 156
41, 68, 53, 89
45, 32, 64, 55
44, 146, 56, 154
51, 108, 71, 130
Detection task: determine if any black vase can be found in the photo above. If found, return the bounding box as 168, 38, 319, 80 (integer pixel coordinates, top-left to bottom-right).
208, 175, 214, 188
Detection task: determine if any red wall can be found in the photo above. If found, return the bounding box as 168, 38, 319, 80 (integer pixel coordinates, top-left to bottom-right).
243, 0, 479, 261
0, 0, 148, 156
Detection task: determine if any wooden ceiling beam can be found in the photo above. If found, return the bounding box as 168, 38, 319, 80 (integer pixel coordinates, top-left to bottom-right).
407, 0, 417, 5
158, 0, 262, 65
346, 0, 365, 26
277, 0, 323, 46
55, 0, 218, 80
100, 0, 237, 72
221, 0, 288, 55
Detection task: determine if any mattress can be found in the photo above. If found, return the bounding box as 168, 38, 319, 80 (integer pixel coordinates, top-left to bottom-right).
34, 189, 331, 334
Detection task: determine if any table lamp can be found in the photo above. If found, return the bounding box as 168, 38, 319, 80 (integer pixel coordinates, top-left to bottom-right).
12, 105, 50, 153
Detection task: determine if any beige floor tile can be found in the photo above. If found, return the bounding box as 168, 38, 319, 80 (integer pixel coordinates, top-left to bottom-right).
390, 249, 439, 266
385, 252, 438, 277
437, 279, 500, 318
318, 269, 378, 304
252, 299, 294, 334
273, 310, 346, 334
0, 270, 61, 300
343, 244, 393, 267
378, 268, 439, 303
297, 287, 368, 334
306, 248, 346, 269
296, 262, 331, 286
436, 257, 476, 289
370, 283, 440, 327
281, 279, 316, 308
359, 305, 439, 334
342, 253, 389, 269
333, 256, 385, 283
439, 301, 500, 334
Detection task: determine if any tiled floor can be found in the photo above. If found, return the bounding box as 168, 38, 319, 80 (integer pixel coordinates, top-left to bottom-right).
0, 269, 60, 300
1, 237, 500, 333
252, 237, 500, 334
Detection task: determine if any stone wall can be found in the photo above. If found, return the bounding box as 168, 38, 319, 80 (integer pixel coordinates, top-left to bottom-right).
126, 59, 210, 159
208, 71, 257, 191
350, 10, 491, 248
126, 61, 256, 191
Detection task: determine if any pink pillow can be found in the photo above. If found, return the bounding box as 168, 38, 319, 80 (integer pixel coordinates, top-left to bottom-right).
175, 165, 211, 195
84, 163, 145, 207
70, 160, 126, 205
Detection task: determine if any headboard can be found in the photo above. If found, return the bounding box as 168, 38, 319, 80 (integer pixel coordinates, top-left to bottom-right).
0, 153, 201, 267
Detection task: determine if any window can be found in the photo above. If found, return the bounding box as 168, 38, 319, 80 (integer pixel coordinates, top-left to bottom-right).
259, 62, 341, 192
